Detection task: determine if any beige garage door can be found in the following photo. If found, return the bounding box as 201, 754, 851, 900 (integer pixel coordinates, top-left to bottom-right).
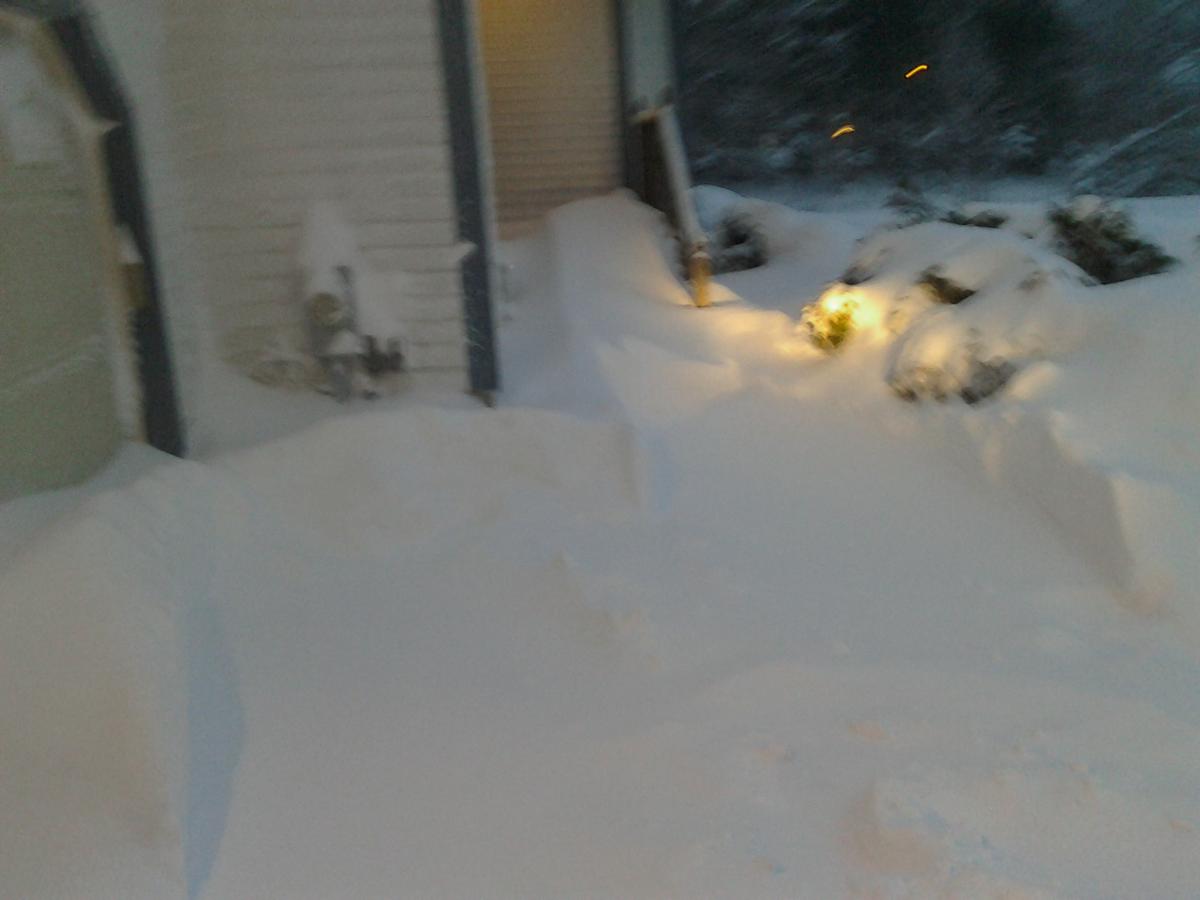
0, 25, 124, 502
479, 0, 622, 236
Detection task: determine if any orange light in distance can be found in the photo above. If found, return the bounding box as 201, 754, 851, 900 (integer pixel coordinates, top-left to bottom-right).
905, 64, 929, 79
831, 125, 856, 140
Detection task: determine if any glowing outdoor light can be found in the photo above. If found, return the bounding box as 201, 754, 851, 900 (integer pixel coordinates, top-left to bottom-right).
831, 124, 856, 140
802, 287, 866, 351
905, 64, 929, 79
820, 292, 850, 314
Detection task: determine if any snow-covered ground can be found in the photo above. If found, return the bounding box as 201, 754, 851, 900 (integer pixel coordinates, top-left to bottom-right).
3, 188, 1200, 898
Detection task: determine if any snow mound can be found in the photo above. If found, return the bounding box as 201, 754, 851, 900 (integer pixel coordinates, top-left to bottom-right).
538, 189, 1200, 633
218, 407, 651, 551
0, 469, 206, 899
816, 215, 1200, 632
694, 184, 858, 262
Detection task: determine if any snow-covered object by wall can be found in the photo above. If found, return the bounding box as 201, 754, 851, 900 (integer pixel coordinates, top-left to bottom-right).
163, 0, 470, 378
298, 202, 407, 347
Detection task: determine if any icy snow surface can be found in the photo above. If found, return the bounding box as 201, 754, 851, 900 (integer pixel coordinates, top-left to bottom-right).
3, 190, 1200, 898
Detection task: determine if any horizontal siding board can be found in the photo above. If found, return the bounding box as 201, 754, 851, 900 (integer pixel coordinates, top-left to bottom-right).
179, 147, 453, 178
169, 64, 445, 97
207, 306, 465, 349
408, 341, 466, 370
206, 295, 464, 332
184, 194, 456, 230
194, 248, 467, 280
166, 16, 438, 41
178, 146, 452, 179
207, 270, 463, 300
176, 40, 441, 70
173, 113, 448, 150
406, 319, 466, 344
170, 79, 445, 111
184, 171, 454, 206
193, 220, 458, 258
169, 0, 438, 18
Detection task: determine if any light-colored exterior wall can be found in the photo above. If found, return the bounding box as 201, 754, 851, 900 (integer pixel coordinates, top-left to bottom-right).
478, 0, 622, 236
162, 0, 469, 377
0, 16, 128, 501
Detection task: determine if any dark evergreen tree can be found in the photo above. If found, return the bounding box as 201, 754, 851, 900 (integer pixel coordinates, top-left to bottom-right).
673, 0, 1200, 193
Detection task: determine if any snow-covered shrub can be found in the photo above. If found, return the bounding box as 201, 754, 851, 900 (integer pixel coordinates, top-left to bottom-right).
801, 292, 860, 352
885, 183, 940, 228
918, 267, 977, 305
711, 212, 768, 274
941, 209, 1008, 229
1048, 198, 1176, 284
889, 352, 1017, 405
829, 221, 1098, 405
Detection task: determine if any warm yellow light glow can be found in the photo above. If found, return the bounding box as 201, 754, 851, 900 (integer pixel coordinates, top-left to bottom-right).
821, 293, 849, 314
802, 286, 883, 352
803, 288, 864, 350
831, 125, 856, 140
905, 64, 929, 79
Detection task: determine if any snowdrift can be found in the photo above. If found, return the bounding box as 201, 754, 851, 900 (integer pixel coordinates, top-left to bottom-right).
0, 469, 199, 899
0, 405, 653, 898
833, 220, 1200, 627
688, 188, 1200, 636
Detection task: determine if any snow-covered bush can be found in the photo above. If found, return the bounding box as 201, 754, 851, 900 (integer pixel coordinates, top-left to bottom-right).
801, 290, 861, 352
710, 212, 768, 274
889, 346, 1017, 405
885, 183, 940, 228
1048, 198, 1176, 284
823, 220, 1095, 404
917, 267, 977, 305
884, 187, 1012, 235
942, 208, 1008, 230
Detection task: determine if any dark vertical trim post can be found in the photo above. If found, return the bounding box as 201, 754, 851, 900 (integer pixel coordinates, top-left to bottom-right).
612, 0, 638, 192
1, 0, 186, 456
55, 11, 186, 455
435, 0, 499, 398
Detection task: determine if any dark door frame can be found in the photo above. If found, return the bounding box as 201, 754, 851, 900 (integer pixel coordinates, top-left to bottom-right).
1, 0, 186, 456
435, 0, 500, 401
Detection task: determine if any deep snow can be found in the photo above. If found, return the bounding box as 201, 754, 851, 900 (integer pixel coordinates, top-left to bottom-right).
2, 190, 1199, 898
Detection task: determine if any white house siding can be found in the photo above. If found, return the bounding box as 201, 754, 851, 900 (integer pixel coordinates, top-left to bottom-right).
164, 0, 468, 377
479, 0, 622, 236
